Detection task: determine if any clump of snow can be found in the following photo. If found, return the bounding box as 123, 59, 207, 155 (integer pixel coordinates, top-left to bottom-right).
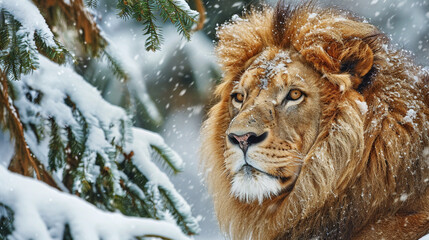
399, 193, 408, 202
130, 128, 185, 172
355, 100, 368, 115
260, 78, 269, 89
0, 165, 190, 240
231, 14, 244, 22
403, 109, 417, 123
252, 50, 292, 89
171, 0, 199, 19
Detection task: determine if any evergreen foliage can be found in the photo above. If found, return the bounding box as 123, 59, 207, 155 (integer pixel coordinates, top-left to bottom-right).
116, 0, 199, 51
0, 9, 68, 80
0, 0, 201, 238
0, 204, 14, 238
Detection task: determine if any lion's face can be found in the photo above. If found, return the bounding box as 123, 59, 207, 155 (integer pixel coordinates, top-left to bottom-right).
224, 47, 322, 203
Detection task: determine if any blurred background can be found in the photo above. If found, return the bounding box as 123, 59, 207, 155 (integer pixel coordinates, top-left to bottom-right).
1, 0, 429, 239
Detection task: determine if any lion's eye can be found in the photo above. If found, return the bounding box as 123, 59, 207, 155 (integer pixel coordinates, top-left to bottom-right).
231, 92, 245, 109
232, 93, 244, 103
286, 89, 303, 101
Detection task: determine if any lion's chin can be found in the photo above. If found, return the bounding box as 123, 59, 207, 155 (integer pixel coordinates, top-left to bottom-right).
230, 165, 283, 204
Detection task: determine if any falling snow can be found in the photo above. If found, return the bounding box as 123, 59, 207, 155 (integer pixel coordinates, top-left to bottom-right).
1, 0, 429, 239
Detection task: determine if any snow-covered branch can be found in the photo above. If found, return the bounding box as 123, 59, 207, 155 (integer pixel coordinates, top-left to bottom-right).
7, 56, 199, 236
0, 0, 56, 47
0, 0, 201, 238
0, 165, 190, 240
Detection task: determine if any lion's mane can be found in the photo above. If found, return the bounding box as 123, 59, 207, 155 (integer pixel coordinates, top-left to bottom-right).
201, 2, 429, 239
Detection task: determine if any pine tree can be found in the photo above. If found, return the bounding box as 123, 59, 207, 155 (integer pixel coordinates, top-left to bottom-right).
0, 0, 203, 239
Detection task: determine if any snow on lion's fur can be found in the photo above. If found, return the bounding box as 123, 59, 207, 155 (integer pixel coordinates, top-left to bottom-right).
201, 1, 429, 239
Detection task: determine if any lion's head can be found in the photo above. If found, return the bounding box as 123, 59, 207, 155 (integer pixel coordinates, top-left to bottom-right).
201, 2, 429, 240
224, 48, 325, 203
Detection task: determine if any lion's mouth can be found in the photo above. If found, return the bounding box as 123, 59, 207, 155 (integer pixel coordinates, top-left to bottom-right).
240, 164, 292, 183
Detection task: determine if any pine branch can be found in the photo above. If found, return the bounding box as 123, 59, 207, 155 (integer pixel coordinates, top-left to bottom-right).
0, 0, 201, 236
156, 0, 198, 39
85, 0, 98, 8
0, 203, 14, 238
141, 0, 162, 51
116, 0, 198, 51
0, 9, 70, 80
116, 156, 155, 218
48, 118, 65, 171
0, 166, 191, 240
151, 145, 182, 174
0, 11, 10, 50
102, 49, 128, 82
33, 0, 107, 56
9, 57, 131, 213
1, 18, 39, 80
0, 70, 58, 188
159, 186, 199, 235
34, 33, 69, 65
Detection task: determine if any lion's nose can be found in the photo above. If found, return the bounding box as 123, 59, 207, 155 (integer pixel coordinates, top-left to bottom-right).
228, 132, 268, 153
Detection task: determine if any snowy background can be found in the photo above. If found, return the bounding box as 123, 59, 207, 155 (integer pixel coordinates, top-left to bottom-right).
1, 0, 429, 239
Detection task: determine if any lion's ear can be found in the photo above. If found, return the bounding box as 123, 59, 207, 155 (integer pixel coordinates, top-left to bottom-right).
320, 40, 375, 90
336, 39, 374, 78
292, 16, 380, 90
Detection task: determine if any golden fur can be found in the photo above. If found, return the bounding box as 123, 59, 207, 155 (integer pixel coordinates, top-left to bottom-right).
200, 2, 429, 239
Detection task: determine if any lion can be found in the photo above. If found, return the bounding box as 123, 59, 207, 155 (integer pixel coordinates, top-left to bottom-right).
200, 1, 429, 239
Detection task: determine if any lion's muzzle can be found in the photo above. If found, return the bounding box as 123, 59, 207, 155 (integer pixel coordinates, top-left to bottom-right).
228, 132, 268, 153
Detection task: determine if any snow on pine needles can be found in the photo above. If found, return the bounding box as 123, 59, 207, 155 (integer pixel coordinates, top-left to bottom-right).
0, 0, 200, 238
0, 165, 191, 240
5, 56, 200, 237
